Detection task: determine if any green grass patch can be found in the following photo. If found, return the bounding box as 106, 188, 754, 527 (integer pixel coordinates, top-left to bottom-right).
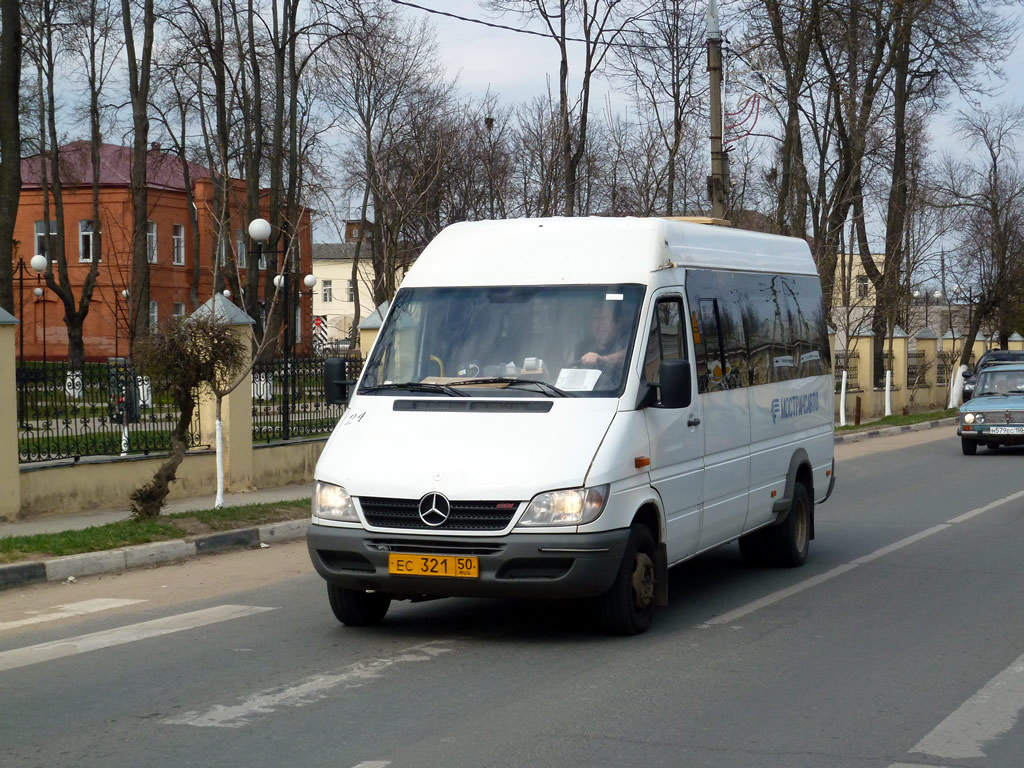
837, 408, 958, 432
0, 498, 311, 565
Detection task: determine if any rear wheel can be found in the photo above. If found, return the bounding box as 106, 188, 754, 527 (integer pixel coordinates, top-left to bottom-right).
598, 523, 657, 635
327, 583, 391, 626
961, 438, 978, 456
758, 481, 812, 568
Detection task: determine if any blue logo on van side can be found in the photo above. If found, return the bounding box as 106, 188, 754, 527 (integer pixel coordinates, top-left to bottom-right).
771, 393, 820, 423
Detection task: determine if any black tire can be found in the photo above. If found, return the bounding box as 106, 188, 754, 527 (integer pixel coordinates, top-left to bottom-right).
760, 481, 812, 568
327, 583, 391, 626
961, 438, 978, 456
598, 524, 657, 635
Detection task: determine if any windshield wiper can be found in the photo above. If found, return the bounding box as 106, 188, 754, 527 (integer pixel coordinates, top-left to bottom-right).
360, 382, 467, 397
449, 377, 572, 397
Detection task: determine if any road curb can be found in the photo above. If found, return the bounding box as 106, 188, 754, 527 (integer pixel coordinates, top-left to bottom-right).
0, 519, 309, 591
834, 416, 959, 444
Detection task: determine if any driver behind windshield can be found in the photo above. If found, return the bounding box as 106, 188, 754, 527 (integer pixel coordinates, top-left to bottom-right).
574, 301, 629, 378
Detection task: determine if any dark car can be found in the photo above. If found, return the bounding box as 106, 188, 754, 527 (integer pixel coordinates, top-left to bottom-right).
962, 349, 1024, 401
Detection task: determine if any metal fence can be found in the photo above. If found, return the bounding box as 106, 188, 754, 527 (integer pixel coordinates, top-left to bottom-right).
907, 350, 927, 387
251, 354, 363, 442
16, 360, 204, 464
835, 350, 859, 391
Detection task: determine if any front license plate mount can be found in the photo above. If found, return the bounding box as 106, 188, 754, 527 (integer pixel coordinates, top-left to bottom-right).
388, 553, 479, 578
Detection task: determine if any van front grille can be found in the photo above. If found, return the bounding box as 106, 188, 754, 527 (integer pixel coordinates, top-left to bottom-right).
365, 539, 505, 556
358, 497, 519, 531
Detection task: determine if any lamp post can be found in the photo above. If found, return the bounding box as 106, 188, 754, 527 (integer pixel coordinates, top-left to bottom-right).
15, 254, 47, 365
32, 287, 46, 363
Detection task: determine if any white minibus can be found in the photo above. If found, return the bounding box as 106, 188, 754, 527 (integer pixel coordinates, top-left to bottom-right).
308, 217, 835, 634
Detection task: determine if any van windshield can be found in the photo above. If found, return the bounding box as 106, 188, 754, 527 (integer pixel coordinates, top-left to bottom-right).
360, 284, 646, 397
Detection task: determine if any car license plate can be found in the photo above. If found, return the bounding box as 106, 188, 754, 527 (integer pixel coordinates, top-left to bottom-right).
388, 553, 479, 578
988, 426, 1024, 434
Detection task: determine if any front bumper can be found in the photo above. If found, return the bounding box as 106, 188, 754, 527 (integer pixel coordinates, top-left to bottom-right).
307, 524, 630, 600
959, 425, 1024, 445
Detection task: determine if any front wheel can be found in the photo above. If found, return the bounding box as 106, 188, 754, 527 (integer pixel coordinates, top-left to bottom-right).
327, 583, 391, 626
598, 524, 657, 635
961, 438, 978, 456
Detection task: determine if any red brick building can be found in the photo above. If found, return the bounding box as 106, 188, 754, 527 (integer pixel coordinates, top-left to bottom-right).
13, 141, 314, 361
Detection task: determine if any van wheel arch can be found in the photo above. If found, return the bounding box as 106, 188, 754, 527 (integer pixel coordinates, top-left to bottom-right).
775, 450, 815, 541
632, 502, 668, 608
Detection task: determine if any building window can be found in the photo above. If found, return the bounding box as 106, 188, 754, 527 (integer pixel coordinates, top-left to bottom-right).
79, 220, 96, 262
856, 275, 869, 299
149, 300, 158, 330
258, 246, 266, 270
322, 280, 333, 303
172, 224, 185, 265
147, 221, 157, 264
172, 302, 186, 319
34, 220, 57, 259
347, 280, 355, 301
294, 305, 302, 344
237, 230, 246, 269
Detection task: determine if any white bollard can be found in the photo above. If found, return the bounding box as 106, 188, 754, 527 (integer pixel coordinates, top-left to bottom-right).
884, 370, 893, 417
949, 364, 968, 408
839, 370, 848, 427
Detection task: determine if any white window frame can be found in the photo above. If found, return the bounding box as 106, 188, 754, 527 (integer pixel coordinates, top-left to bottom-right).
237, 230, 246, 269
294, 304, 302, 344
322, 280, 333, 303
172, 224, 185, 266
347, 279, 355, 301
149, 300, 158, 329
146, 221, 158, 264
79, 220, 96, 262
34, 220, 57, 259
172, 301, 186, 319
855, 275, 869, 299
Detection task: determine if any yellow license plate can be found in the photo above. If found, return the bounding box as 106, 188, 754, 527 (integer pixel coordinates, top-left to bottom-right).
388, 553, 479, 578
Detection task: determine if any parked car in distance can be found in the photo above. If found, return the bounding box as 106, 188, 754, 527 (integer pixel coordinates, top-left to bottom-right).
962, 349, 1024, 401
958, 363, 1024, 454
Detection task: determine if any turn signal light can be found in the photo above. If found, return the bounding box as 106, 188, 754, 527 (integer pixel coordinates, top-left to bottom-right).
635, 456, 651, 469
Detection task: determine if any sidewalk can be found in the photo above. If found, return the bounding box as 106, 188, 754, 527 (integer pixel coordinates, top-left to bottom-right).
0, 482, 313, 591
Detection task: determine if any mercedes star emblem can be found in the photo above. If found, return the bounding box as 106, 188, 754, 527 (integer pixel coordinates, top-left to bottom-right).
418, 492, 452, 527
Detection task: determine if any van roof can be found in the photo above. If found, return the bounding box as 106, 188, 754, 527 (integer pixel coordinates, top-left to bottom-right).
402, 217, 818, 288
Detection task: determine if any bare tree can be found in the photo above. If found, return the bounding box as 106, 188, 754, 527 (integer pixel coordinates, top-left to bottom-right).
0, 0, 21, 314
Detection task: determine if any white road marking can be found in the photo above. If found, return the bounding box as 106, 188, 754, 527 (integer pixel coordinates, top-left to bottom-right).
910, 649, 1024, 759
350, 762, 391, 768
0, 598, 146, 631
701, 487, 1024, 628
164, 641, 454, 728
0, 605, 274, 673
888, 763, 953, 768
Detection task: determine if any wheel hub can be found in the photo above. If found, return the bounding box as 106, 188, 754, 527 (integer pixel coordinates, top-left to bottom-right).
631, 551, 655, 610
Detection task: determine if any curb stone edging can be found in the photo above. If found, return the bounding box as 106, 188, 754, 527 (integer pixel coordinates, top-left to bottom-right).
0, 519, 310, 591
833, 416, 959, 444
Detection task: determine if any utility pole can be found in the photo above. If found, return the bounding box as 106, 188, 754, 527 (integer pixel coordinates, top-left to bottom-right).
706, 0, 729, 222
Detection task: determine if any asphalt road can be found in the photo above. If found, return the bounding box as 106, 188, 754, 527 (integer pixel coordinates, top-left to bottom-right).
3, 426, 1024, 768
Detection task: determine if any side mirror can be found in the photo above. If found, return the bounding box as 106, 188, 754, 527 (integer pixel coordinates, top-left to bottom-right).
659, 359, 692, 409
324, 357, 351, 405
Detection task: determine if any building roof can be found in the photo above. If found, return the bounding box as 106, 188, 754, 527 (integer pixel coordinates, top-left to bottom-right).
313, 242, 360, 261
359, 300, 389, 330
21, 141, 212, 192
192, 293, 255, 326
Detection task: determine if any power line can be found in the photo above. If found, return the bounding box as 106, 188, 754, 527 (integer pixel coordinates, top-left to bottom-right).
388, 0, 694, 52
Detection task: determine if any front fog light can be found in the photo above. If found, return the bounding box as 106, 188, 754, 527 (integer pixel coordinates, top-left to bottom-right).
964, 413, 975, 424
313, 481, 359, 522
519, 485, 609, 526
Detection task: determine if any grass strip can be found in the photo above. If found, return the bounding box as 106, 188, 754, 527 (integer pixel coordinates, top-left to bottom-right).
0, 498, 311, 565
837, 408, 958, 433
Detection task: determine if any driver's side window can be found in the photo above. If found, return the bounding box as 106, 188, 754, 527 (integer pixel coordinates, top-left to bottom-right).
644, 296, 686, 389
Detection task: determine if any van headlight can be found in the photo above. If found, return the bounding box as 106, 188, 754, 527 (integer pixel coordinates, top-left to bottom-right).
518, 485, 609, 527
313, 481, 359, 522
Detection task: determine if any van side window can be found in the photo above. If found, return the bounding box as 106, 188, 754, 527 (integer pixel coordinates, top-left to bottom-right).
644, 297, 685, 388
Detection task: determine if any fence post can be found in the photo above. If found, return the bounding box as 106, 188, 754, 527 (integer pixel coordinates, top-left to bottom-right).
0, 308, 21, 521
194, 295, 256, 494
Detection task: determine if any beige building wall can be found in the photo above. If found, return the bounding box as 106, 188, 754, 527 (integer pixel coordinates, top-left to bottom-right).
0, 318, 20, 521
311, 259, 376, 340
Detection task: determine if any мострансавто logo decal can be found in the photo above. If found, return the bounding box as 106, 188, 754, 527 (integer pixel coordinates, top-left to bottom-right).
771, 392, 820, 424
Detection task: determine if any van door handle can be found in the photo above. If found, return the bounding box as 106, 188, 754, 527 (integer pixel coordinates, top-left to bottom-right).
687, 416, 701, 427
